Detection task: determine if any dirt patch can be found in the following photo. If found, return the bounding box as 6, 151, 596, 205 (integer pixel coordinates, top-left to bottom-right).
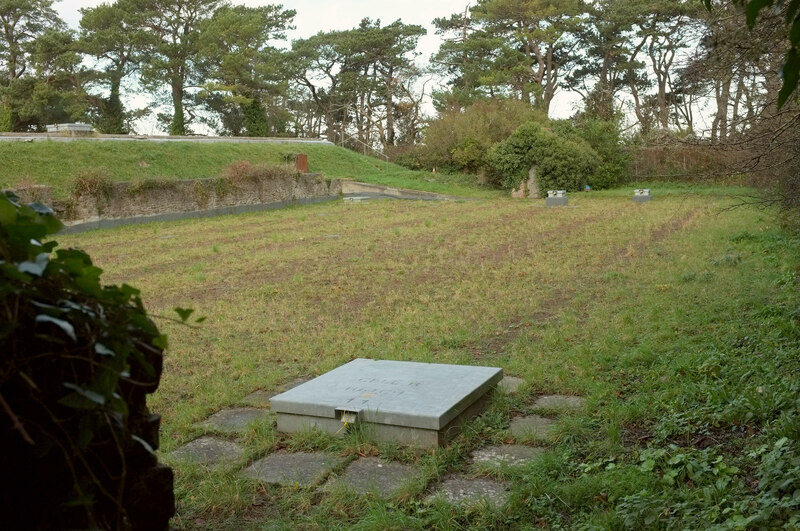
465, 287, 575, 359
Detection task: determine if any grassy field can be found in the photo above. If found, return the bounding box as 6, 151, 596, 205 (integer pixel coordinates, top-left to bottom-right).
0, 140, 493, 199
58, 188, 800, 529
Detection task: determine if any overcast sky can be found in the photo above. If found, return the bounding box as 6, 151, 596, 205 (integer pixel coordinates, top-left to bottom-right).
53, 0, 578, 131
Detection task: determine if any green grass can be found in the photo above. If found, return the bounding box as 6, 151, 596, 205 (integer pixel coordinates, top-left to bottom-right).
0, 140, 497, 199
58, 189, 800, 529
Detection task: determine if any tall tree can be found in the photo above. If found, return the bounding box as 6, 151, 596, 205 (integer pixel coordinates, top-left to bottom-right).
623, 0, 701, 131
0, 0, 64, 130
132, 0, 221, 135
290, 19, 425, 148
79, 0, 144, 134
566, 0, 640, 120
432, 0, 583, 113
199, 4, 295, 136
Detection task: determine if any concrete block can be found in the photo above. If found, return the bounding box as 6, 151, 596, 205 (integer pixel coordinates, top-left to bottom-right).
271, 359, 502, 447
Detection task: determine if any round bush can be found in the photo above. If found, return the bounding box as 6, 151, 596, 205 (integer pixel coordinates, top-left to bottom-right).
488, 121, 601, 195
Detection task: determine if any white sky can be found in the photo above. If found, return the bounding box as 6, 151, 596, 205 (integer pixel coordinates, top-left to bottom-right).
54, 0, 580, 133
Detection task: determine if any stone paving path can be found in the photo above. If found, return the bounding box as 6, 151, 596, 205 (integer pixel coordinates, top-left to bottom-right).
426, 476, 510, 507
533, 394, 586, 411
202, 408, 271, 433
169, 436, 244, 465
174, 376, 585, 509
498, 376, 524, 393
471, 444, 545, 467
325, 457, 416, 497
244, 452, 345, 487
509, 414, 557, 440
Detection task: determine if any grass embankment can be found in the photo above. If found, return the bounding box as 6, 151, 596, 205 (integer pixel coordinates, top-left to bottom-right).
0, 140, 495, 199
59, 189, 800, 529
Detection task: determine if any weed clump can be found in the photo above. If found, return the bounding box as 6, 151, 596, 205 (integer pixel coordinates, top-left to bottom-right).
70, 168, 114, 198
127, 178, 179, 195
221, 160, 298, 186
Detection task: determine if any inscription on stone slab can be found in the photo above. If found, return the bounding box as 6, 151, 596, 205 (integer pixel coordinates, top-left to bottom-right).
270, 359, 503, 430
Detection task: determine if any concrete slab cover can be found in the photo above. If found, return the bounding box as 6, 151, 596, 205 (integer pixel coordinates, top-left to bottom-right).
243, 452, 344, 487
471, 445, 544, 466
170, 436, 244, 465
203, 408, 271, 433
427, 476, 510, 507
325, 457, 416, 497
270, 359, 503, 431
510, 415, 556, 439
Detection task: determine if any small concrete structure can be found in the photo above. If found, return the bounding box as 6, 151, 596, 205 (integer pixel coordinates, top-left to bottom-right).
633, 189, 652, 202
546, 190, 568, 207
244, 452, 344, 487
427, 476, 510, 507
170, 436, 244, 465
45, 123, 94, 135
325, 457, 416, 497
343, 196, 370, 203
270, 359, 503, 448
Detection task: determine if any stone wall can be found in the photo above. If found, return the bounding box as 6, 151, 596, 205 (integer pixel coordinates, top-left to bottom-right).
12, 173, 342, 226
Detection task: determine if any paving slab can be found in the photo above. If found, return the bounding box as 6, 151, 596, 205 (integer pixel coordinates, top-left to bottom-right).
279, 376, 312, 392
325, 457, 416, 497
203, 408, 271, 433
533, 394, 586, 411
498, 376, 524, 393
471, 444, 544, 467
241, 377, 312, 408
242, 390, 275, 408
169, 436, 244, 465
427, 476, 510, 507
243, 452, 344, 487
509, 415, 556, 439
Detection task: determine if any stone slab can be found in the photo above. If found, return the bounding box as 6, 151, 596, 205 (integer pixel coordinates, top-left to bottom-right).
279, 376, 312, 392
170, 436, 244, 465
242, 390, 274, 407
325, 457, 416, 497
546, 196, 569, 207
275, 392, 492, 448
471, 445, 544, 467
498, 376, 524, 393
241, 378, 311, 408
203, 408, 271, 433
243, 452, 344, 487
532, 394, 586, 411
427, 476, 510, 507
509, 415, 556, 439
271, 359, 503, 431
633, 195, 652, 202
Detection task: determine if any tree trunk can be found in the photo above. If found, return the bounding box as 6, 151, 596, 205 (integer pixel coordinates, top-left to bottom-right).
170, 80, 185, 136
716, 75, 731, 141
99, 75, 126, 134
385, 66, 395, 147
